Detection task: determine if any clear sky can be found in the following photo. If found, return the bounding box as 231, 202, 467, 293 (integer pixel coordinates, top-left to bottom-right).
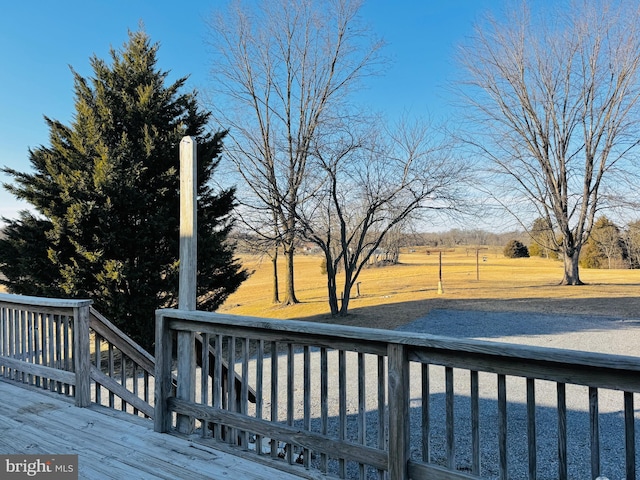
0, 0, 500, 226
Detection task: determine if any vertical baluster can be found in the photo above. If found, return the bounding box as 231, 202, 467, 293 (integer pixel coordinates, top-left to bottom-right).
377, 355, 386, 480
0, 306, 6, 377
0, 305, 4, 357
20, 309, 26, 383
48, 314, 54, 391
320, 347, 328, 473
255, 339, 264, 455
201, 333, 210, 438
270, 341, 278, 459
358, 352, 366, 479
557, 382, 567, 480
108, 343, 115, 408
471, 370, 480, 475
445, 366, 455, 469
286, 342, 294, 464
8, 308, 15, 380
498, 374, 507, 480
132, 363, 139, 416
240, 337, 249, 448
27, 311, 34, 385
228, 336, 236, 445
144, 371, 150, 417
34, 312, 41, 387
339, 349, 347, 478
121, 355, 127, 411
213, 334, 222, 441
55, 314, 62, 392
41, 313, 48, 389
589, 387, 600, 479
303, 345, 311, 469
624, 391, 636, 480
63, 315, 70, 394
527, 378, 537, 480
94, 335, 101, 405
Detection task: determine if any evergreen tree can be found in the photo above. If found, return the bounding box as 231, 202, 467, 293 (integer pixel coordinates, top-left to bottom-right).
0, 30, 247, 351
580, 216, 625, 269
503, 240, 529, 258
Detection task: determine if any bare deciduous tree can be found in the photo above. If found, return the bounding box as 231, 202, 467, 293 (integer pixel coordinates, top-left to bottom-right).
206, 0, 383, 304
298, 118, 466, 315
459, 0, 640, 284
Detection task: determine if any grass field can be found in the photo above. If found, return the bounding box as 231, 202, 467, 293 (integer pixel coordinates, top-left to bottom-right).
3, 247, 638, 330
218, 248, 640, 329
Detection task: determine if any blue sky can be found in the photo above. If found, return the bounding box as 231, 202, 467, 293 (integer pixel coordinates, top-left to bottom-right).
0, 0, 499, 225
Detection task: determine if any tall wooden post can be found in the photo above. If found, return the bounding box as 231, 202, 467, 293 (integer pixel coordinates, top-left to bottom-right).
179, 136, 197, 311
177, 136, 197, 433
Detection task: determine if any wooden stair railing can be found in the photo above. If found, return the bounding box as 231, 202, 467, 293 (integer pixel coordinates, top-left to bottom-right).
0, 293, 255, 421
90, 307, 256, 419
89, 307, 156, 418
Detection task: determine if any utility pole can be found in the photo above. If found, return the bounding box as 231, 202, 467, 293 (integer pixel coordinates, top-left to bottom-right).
427, 248, 454, 294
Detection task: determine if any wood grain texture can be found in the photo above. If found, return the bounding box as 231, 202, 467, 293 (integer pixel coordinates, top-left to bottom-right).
0, 380, 303, 480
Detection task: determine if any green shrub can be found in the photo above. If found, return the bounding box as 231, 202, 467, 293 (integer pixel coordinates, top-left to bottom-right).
504, 240, 530, 258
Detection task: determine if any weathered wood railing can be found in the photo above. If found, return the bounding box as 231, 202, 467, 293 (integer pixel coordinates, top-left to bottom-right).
89, 307, 156, 417
0, 294, 92, 405
1, 293, 254, 424
0, 293, 155, 416
155, 308, 640, 480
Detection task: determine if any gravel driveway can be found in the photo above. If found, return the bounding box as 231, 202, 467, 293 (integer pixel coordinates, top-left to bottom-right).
395, 309, 640, 480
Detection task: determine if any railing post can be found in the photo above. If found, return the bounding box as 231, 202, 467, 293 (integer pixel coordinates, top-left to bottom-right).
388, 343, 409, 480
73, 302, 91, 407
154, 311, 174, 433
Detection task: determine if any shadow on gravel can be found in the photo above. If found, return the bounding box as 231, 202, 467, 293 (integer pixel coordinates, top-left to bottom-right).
406, 391, 639, 480
299, 296, 640, 337
287, 390, 639, 480
397, 308, 640, 339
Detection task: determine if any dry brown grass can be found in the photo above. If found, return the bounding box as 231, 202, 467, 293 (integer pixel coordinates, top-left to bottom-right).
219, 248, 640, 329
4, 248, 639, 330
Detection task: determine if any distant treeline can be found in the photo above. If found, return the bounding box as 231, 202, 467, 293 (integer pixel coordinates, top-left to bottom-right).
230, 228, 528, 255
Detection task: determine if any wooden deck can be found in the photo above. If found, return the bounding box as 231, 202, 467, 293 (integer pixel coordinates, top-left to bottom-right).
0, 381, 303, 480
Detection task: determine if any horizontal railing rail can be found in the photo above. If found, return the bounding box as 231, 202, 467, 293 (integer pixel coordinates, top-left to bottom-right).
155, 308, 640, 480
0, 293, 155, 415
0, 293, 92, 406
1, 294, 254, 425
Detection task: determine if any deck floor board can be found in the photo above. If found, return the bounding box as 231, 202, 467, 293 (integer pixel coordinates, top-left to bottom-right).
0, 380, 303, 479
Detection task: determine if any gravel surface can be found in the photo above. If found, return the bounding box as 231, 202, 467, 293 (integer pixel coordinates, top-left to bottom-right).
234, 309, 640, 479
395, 309, 640, 480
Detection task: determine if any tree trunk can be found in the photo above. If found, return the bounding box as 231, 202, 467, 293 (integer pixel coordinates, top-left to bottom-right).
282, 241, 299, 305
271, 247, 280, 304
338, 266, 356, 316
561, 248, 583, 285
339, 282, 352, 315
325, 255, 339, 315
